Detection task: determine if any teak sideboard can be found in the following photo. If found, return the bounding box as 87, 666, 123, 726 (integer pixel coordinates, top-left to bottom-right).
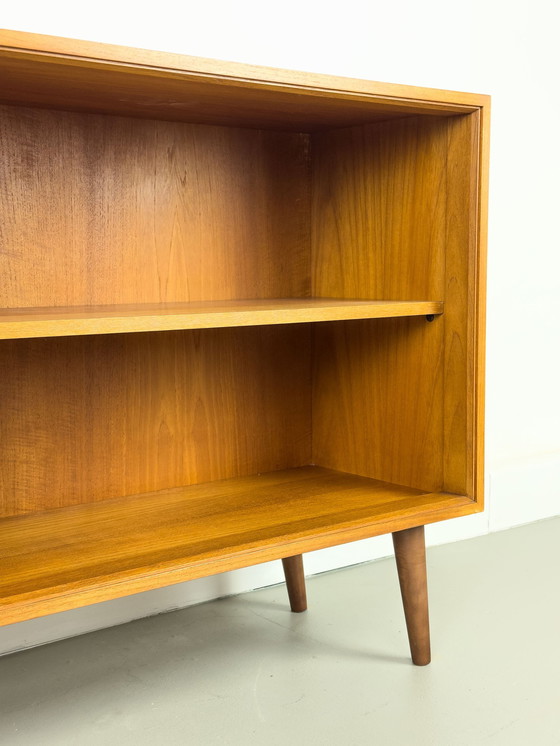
0, 30, 489, 666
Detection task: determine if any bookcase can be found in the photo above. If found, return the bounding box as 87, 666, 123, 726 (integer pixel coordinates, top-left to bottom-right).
0, 30, 489, 666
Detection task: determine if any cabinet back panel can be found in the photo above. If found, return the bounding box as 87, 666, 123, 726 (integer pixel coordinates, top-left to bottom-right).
0, 104, 310, 309
0, 327, 311, 517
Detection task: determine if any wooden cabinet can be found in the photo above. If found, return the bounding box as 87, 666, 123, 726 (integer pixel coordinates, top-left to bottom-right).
0, 31, 489, 665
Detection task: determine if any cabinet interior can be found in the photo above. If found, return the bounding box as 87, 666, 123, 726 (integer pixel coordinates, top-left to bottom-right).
0, 45, 483, 623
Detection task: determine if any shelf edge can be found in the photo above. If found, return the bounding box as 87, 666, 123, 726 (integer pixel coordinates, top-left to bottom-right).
0, 300, 444, 340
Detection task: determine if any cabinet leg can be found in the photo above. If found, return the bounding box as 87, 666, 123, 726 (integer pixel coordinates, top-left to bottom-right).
392, 525, 431, 665
282, 554, 307, 612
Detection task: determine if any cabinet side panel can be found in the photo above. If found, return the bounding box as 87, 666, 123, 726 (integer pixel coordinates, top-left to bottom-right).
311, 118, 447, 491
311, 116, 447, 300
0, 105, 310, 308
443, 113, 480, 496
0, 327, 312, 516
312, 318, 443, 492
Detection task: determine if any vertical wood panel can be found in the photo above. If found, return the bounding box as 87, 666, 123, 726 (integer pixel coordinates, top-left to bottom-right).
311, 118, 448, 490
0, 326, 312, 517
0, 104, 310, 309
443, 113, 480, 495
473, 104, 490, 506
312, 116, 447, 300
312, 318, 443, 492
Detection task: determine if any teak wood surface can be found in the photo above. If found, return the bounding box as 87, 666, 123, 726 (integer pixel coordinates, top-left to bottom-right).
0, 466, 475, 626
0, 328, 312, 517
311, 114, 481, 496
0, 104, 310, 309
0, 30, 489, 643
0, 299, 443, 340
0, 30, 487, 131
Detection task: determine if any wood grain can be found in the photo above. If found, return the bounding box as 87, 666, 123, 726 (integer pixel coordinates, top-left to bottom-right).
0, 104, 310, 309
0, 299, 444, 340
0, 30, 490, 635
0, 466, 476, 626
312, 317, 443, 492
443, 112, 480, 496
0, 327, 311, 517
310, 112, 487, 500
312, 116, 447, 300
0, 30, 487, 131
311, 117, 448, 491
0, 29, 489, 107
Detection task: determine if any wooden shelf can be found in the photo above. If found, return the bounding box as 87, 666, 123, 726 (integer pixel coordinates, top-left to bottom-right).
0, 299, 443, 340
0, 30, 489, 666
0, 466, 474, 625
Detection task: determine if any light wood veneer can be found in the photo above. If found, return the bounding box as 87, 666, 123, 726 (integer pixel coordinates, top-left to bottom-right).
0, 299, 443, 339
0, 466, 474, 626
0, 30, 489, 665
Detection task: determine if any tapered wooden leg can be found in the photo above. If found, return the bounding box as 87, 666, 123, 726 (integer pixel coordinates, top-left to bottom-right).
282, 554, 307, 612
392, 525, 431, 665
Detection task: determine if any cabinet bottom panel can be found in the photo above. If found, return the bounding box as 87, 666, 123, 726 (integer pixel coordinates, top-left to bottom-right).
0, 466, 477, 625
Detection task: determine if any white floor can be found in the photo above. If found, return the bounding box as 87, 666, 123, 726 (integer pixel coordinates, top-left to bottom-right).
1, 517, 559, 745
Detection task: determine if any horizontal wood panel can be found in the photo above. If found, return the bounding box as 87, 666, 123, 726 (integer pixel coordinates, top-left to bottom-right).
0, 30, 488, 107
0, 299, 444, 339
0, 31, 486, 130
0, 57, 423, 131
0, 466, 477, 625
0, 328, 311, 517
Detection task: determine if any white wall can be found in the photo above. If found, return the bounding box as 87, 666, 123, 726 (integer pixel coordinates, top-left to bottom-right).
1, 0, 559, 656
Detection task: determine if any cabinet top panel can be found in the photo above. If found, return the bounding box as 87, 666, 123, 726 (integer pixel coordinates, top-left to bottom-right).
0, 30, 489, 130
